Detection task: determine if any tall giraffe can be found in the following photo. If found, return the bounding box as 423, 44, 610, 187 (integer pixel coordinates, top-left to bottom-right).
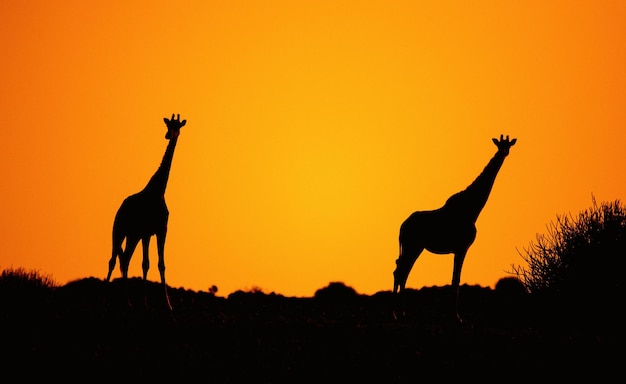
393, 134, 516, 322
106, 114, 187, 311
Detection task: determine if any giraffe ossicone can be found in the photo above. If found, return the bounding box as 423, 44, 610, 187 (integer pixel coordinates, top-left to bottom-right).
164, 113, 186, 139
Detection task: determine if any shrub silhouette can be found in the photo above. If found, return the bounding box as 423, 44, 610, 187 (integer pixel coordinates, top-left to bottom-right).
510, 197, 626, 323
493, 276, 528, 323
313, 281, 359, 302
0, 267, 57, 315
495, 276, 527, 296
0, 267, 58, 290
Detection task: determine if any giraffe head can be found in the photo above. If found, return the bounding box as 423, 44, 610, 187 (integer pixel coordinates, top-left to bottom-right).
492, 134, 517, 156
163, 113, 187, 139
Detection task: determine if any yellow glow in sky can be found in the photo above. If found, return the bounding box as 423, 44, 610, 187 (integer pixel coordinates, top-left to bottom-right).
1, 1, 625, 297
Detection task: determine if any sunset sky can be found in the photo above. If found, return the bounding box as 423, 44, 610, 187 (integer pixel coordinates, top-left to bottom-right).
1, 1, 625, 297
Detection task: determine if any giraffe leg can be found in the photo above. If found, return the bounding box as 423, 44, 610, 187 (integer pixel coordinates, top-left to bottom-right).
393, 251, 420, 293
120, 237, 140, 308
106, 250, 118, 282
141, 237, 150, 280
107, 234, 125, 282
156, 232, 172, 311
141, 237, 151, 309
106, 224, 126, 282
393, 245, 423, 320
104, 240, 123, 309
451, 250, 468, 323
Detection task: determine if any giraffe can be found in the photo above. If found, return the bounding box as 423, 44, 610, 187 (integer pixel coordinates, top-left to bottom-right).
393, 134, 516, 322
106, 113, 187, 311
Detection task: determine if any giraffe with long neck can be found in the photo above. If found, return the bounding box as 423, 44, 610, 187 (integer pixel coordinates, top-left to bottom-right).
106, 114, 187, 311
393, 135, 516, 322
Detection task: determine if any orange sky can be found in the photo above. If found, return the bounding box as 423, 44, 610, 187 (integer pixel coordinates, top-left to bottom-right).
1, 1, 625, 297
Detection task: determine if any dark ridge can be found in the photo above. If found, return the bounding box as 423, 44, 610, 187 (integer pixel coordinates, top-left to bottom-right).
0, 277, 620, 381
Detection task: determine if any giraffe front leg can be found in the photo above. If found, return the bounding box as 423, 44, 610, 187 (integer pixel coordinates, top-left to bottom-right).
156, 233, 173, 311
452, 250, 467, 323
141, 238, 151, 309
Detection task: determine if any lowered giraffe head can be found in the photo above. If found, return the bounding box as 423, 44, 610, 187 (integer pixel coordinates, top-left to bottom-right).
492, 134, 517, 156
163, 113, 187, 139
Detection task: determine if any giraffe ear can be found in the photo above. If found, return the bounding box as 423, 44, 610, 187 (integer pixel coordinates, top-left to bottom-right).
492, 138, 499, 145
510, 138, 517, 145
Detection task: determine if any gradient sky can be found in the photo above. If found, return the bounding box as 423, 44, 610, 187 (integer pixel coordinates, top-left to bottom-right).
1, 1, 625, 297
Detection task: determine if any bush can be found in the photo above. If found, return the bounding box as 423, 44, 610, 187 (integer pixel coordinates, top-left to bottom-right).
0, 267, 58, 314
0, 267, 58, 291
314, 281, 359, 302
510, 197, 626, 308
495, 276, 527, 296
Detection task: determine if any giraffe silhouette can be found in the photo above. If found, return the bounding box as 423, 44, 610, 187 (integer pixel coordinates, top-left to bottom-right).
106, 114, 187, 311
393, 134, 516, 322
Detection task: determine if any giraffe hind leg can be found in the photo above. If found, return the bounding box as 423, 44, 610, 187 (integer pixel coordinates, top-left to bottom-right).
107, 238, 124, 282
106, 252, 117, 282
393, 245, 423, 319
393, 245, 422, 293
118, 237, 140, 308
104, 243, 123, 310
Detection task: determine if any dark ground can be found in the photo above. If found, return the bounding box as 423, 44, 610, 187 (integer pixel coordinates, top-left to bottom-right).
1, 277, 621, 382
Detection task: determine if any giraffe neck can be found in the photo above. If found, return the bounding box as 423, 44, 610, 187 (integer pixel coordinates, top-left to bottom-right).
141, 136, 179, 198
445, 151, 507, 222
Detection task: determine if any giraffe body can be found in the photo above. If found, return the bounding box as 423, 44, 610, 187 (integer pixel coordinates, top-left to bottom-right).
106, 114, 186, 311
114, 193, 168, 243
393, 135, 516, 322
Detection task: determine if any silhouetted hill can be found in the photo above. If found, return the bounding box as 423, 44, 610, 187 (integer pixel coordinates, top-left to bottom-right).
1, 277, 620, 382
